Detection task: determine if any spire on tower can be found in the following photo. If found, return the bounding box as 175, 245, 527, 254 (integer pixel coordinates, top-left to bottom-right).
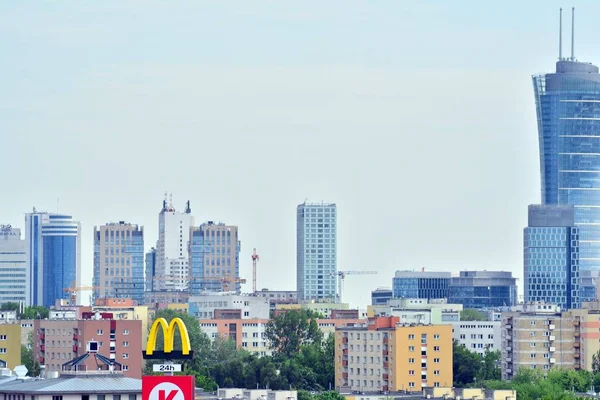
558, 8, 563, 60
571, 7, 575, 61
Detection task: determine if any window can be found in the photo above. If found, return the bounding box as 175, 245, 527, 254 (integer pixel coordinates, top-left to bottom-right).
52, 396, 63, 400
123, 353, 129, 359
434, 370, 440, 376
433, 334, 440, 340
114, 395, 121, 400
408, 334, 415, 340
123, 341, 129, 347
0, 348, 6, 354
421, 334, 427, 344
433, 346, 440, 352
409, 382, 415, 388
408, 346, 415, 352
530, 354, 536, 359
122, 365, 129, 371
409, 358, 415, 363
98, 396, 105, 400
123, 329, 129, 335
409, 370, 415, 375
129, 396, 136, 400
0, 335, 6, 340
97, 329, 103, 335
434, 358, 440, 363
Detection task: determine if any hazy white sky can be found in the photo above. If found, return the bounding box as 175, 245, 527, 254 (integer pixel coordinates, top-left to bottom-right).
2, 1, 599, 308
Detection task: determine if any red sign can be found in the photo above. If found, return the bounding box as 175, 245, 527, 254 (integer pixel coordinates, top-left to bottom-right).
143, 376, 195, 400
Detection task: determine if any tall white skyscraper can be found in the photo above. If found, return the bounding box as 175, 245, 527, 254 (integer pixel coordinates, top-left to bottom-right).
296, 201, 337, 301
154, 196, 194, 291
0, 225, 26, 306
25, 210, 81, 307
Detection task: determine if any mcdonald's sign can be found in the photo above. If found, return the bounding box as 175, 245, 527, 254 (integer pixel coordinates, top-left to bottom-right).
143, 317, 194, 360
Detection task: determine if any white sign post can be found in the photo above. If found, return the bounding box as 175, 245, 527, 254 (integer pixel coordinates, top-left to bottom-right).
152, 364, 182, 373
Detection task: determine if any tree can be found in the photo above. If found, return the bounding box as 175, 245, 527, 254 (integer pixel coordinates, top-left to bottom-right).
21, 306, 49, 319
593, 350, 600, 374
21, 332, 40, 377
477, 348, 501, 382
0, 302, 19, 312
265, 309, 323, 358
453, 340, 481, 386
460, 309, 487, 321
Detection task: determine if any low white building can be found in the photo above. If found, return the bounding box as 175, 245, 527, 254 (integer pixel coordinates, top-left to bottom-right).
190, 293, 270, 319
451, 321, 501, 354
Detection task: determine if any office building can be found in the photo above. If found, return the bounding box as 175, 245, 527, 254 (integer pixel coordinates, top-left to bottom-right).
0, 324, 21, 369
33, 311, 143, 378
25, 210, 81, 307
0, 225, 26, 305
93, 222, 144, 303
335, 316, 453, 392
533, 15, 600, 299
255, 289, 297, 310
189, 293, 270, 320
449, 271, 517, 309
189, 221, 241, 294
144, 247, 156, 292
154, 196, 194, 291
451, 321, 501, 355
524, 205, 580, 309
297, 202, 337, 301
371, 288, 394, 306
393, 271, 450, 300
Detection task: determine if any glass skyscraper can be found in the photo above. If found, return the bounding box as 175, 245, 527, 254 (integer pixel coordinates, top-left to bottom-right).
524, 205, 580, 309
297, 202, 337, 301
448, 271, 517, 308
533, 48, 600, 300
25, 211, 81, 307
392, 271, 450, 300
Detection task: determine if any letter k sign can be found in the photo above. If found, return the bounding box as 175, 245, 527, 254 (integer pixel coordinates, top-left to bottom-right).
149, 382, 185, 400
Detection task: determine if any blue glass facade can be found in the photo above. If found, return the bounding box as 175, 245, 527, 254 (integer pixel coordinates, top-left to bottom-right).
448, 271, 517, 308
392, 271, 450, 300
297, 203, 337, 301
42, 236, 76, 307
371, 288, 393, 305
524, 205, 580, 309
533, 60, 600, 301
190, 222, 240, 295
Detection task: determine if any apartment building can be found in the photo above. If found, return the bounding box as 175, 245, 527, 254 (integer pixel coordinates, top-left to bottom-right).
256, 289, 298, 310
199, 318, 271, 356
501, 303, 575, 379
335, 317, 453, 392
451, 321, 501, 355
275, 302, 351, 318
0, 323, 21, 369
34, 311, 143, 378
189, 293, 270, 319
367, 298, 462, 323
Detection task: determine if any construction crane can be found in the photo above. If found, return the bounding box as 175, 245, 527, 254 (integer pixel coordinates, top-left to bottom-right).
251, 248, 260, 293
64, 281, 98, 306
221, 277, 247, 292
333, 271, 378, 303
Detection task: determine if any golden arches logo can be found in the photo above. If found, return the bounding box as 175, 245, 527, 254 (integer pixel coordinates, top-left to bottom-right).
143, 317, 194, 360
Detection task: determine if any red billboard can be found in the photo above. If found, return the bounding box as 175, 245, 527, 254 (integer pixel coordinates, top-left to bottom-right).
142, 376, 195, 400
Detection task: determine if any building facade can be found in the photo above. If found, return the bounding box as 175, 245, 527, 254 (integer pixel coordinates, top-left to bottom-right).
297, 202, 337, 301
0, 225, 26, 305
33, 312, 143, 378
335, 317, 453, 392
256, 289, 297, 310
154, 198, 194, 291
189, 293, 270, 319
144, 247, 156, 292
533, 49, 600, 301
25, 211, 81, 307
93, 222, 144, 303
393, 271, 450, 300
368, 298, 462, 324
451, 321, 501, 355
449, 271, 517, 309
190, 221, 241, 294
371, 288, 394, 306
0, 323, 21, 369
524, 205, 580, 309
199, 318, 271, 357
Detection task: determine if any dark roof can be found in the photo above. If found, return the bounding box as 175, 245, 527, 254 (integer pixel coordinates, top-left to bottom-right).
0, 375, 141, 394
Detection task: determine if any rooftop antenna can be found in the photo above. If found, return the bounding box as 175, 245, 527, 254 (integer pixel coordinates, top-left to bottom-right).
559, 8, 563, 60
571, 7, 575, 61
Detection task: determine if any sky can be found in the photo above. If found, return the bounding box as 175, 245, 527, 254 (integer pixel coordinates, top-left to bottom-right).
1, 1, 599, 308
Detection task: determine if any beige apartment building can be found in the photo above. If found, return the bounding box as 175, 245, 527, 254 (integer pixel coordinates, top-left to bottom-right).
93, 222, 144, 303
335, 317, 453, 393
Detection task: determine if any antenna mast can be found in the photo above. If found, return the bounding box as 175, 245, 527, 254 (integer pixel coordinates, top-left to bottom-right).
571, 7, 575, 61
251, 248, 260, 294
559, 8, 563, 60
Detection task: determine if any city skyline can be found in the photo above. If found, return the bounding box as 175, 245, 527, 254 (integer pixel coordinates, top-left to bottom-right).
6, 1, 600, 308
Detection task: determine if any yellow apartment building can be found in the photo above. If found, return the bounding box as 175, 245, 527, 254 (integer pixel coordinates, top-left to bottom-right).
335, 316, 452, 392
0, 324, 22, 369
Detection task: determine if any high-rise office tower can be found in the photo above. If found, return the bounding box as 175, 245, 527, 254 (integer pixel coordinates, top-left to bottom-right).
296, 201, 337, 301
145, 247, 156, 292
25, 210, 81, 307
189, 221, 241, 295
533, 8, 600, 300
93, 222, 144, 303
524, 205, 580, 309
154, 196, 194, 291
0, 225, 26, 305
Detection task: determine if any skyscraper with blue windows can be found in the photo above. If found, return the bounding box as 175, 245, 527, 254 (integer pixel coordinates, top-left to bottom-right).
25, 210, 81, 307
524, 205, 580, 309
297, 201, 337, 301
533, 9, 600, 301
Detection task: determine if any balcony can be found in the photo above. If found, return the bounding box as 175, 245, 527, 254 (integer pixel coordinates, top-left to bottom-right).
73, 345, 78, 352
505, 325, 512, 329
550, 347, 556, 352
550, 358, 556, 364
343, 349, 348, 355
574, 353, 580, 358
39, 358, 44, 364
382, 350, 389, 356
506, 347, 512, 352
342, 373, 348, 379
506, 357, 512, 362
383, 374, 389, 380
342, 360, 348, 367
40, 345, 45, 351
73, 333, 79, 340
574, 342, 580, 348
39, 334, 45, 340
549, 324, 555, 330
383, 361, 389, 368
549, 336, 556, 341
574, 320, 580, 326
574, 331, 580, 337
342, 337, 348, 344
383, 337, 389, 344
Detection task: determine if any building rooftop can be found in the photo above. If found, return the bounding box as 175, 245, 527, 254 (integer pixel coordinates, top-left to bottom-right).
0, 375, 142, 394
